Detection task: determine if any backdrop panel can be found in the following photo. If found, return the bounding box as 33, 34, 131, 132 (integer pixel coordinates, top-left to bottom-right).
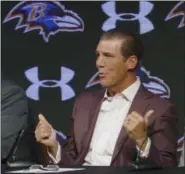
1, 1, 184, 156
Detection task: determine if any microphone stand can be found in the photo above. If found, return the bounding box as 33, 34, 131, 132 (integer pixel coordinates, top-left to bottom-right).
131, 129, 163, 170
5, 125, 36, 169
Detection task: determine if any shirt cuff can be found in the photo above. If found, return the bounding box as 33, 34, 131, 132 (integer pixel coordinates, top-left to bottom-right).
136, 138, 151, 158
47, 143, 61, 164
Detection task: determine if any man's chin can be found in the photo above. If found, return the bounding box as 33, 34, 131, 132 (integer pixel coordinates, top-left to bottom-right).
99, 81, 110, 88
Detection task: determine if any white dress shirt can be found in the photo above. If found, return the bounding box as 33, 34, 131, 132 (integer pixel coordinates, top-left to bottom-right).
49, 77, 151, 165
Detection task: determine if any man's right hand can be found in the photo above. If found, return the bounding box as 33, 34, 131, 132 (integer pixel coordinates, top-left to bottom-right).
35, 114, 59, 157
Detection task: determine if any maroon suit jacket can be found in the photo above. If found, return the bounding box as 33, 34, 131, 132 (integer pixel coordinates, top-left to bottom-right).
52, 85, 178, 167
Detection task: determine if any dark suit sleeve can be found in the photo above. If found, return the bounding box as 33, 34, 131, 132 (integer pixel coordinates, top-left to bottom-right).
43, 95, 82, 165
58, 98, 79, 165
145, 104, 178, 167
1, 84, 28, 160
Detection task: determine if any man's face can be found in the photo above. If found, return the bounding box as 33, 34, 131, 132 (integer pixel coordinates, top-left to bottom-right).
96, 38, 129, 89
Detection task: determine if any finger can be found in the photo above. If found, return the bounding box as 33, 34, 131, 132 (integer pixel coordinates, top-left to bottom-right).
36, 129, 50, 140
37, 120, 52, 132
124, 116, 131, 126
35, 124, 42, 139
35, 122, 45, 132
36, 124, 50, 133
130, 111, 143, 121
35, 126, 51, 141
40, 132, 51, 139
125, 114, 141, 126
124, 115, 140, 133
144, 110, 154, 126
35, 121, 42, 130
35, 129, 43, 142
128, 114, 140, 121
128, 118, 136, 129
40, 139, 51, 145
125, 114, 133, 122
36, 123, 51, 135
128, 117, 138, 125
125, 116, 135, 125
123, 121, 132, 133
124, 118, 133, 131
38, 114, 48, 123
39, 123, 52, 133
39, 123, 51, 130
124, 114, 137, 130
35, 135, 40, 142
123, 119, 128, 128
39, 126, 52, 135
40, 133, 50, 139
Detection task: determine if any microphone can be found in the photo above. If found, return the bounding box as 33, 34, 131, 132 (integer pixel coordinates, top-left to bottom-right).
2, 126, 26, 165
5, 124, 36, 168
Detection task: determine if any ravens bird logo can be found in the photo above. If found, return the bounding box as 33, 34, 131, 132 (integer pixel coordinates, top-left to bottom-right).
165, 1, 185, 28
3, 1, 84, 42
86, 66, 170, 99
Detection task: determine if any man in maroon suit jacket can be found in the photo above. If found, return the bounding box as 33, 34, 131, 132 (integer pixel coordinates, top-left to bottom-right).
35, 29, 178, 167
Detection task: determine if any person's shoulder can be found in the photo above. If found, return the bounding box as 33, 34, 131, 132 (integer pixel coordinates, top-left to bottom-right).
1, 79, 25, 98
143, 88, 178, 120
143, 87, 175, 109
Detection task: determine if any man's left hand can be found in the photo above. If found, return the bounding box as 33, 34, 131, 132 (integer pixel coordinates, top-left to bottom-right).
123, 110, 154, 150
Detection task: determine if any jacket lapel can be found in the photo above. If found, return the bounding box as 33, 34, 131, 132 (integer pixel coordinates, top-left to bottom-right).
75, 88, 105, 164
111, 85, 153, 163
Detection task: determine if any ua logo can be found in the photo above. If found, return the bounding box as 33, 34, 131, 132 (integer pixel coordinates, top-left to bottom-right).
25, 66, 75, 101
101, 1, 154, 34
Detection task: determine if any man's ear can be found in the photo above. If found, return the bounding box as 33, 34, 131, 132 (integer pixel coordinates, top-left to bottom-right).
126, 55, 138, 70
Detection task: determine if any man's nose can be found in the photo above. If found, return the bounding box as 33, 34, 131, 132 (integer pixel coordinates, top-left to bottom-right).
96, 56, 105, 68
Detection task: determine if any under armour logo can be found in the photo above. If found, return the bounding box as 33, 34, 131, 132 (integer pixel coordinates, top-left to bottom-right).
25, 66, 75, 101
101, 1, 154, 34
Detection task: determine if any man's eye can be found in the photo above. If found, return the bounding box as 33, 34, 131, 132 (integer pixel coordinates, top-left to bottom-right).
96, 53, 100, 59
104, 53, 113, 58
